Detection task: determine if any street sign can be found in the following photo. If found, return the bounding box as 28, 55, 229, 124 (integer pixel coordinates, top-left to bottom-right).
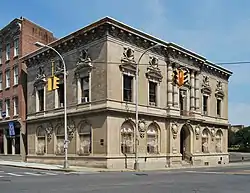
8, 122, 15, 136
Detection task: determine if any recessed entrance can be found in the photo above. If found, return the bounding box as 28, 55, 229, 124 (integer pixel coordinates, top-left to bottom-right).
180, 125, 191, 160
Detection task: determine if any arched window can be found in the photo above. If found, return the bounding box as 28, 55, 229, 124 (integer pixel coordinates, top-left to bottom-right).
78, 121, 91, 155
215, 130, 223, 153
202, 128, 210, 153
36, 126, 46, 155
121, 121, 134, 154
147, 123, 159, 154
56, 124, 64, 155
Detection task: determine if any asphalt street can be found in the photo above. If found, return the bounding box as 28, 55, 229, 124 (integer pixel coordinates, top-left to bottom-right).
2, 165, 250, 193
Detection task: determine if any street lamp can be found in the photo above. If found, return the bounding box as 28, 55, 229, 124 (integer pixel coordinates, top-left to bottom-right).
34, 42, 69, 169
134, 43, 161, 171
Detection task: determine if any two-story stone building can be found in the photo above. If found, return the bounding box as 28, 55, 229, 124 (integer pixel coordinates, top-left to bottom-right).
21, 17, 232, 169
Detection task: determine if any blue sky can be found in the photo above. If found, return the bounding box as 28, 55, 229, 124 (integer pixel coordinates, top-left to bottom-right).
1, 0, 249, 126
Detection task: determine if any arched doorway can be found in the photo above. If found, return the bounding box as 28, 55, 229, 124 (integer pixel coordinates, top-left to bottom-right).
180, 125, 191, 160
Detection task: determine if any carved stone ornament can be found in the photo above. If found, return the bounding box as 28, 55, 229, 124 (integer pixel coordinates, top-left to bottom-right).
171, 122, 178, 139
45, 123, 53, 142
67, 119, 76, 140
138, 119, 146, 138
34, 65, 46, 89
120, 47, 136, 74
211, 128, 216, 141
146, 56, 163, 82
195, 125, 200, 140
75, 49, 93, 76
201, 75, 211, 94
215, 80, 224, 98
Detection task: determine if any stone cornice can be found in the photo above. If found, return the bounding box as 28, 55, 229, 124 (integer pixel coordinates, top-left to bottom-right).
0, 18, 21, 42
20, 16, 232, 80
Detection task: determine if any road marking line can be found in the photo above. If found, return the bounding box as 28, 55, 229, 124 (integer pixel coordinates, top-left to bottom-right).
6, 173, 24, 177
0, 176, 4, 177
44, 172, 58, 176
24, 172, 42, 176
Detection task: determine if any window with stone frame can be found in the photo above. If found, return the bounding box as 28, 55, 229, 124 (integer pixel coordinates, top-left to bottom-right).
216, 99, 222, 117
146, 123, 159, 154
13, 65, 19, 85
0, 46, 2, 65
202, 128, 210, 153
80, 76, 90, 103
202, 95, 208, 115
0, 100, 2, 118
5, 70, 10, 88
55, 124, 64, 155
179, 89, 188, 115
215, 130, 223, 153
148, 81, 157, 106
37, 88, 44, 111
77, 122, 91, 155
123, 74, 133, 102
13, 96, 18, 115
6, 43, 10, 61
5, 99, 10, 117
13, 38, 19, 57
57, 83, 64, 107
121, 121, 134, 154
36, 126, 46, 155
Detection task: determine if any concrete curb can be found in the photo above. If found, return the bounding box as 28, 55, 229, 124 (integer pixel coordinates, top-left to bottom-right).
1, 161, 250, 173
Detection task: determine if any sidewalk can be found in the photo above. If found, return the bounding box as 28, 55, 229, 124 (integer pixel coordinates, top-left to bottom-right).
0, 160, 250, 172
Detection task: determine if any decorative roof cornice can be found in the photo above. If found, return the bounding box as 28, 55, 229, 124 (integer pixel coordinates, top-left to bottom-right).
20, 16, 232, 80
0, 18, 22, 41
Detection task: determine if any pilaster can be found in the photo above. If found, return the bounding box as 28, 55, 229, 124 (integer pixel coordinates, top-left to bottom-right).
167, 62, 173, 107
190, 70, 195, 111
195, 71, 200, 113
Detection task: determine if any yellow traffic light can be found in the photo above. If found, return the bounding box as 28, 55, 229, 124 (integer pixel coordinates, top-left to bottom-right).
53, 76, 60, 90
47, 77, 53, 91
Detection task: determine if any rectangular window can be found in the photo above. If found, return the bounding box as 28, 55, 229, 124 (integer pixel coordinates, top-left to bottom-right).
217, 99, 221, 116
57, 84, 64, 107
38, 89, 44, 111
13, 97, 18, 115
14, 39, 19, 57
5, 99, 10, 117
81, 76, 89, 103
13, 66, 18, 85
123, 75, 133, 102
0, 46, 2, 65
0, 100, 2, 118
203, 95, 208, 115
5, 70, 10, 88
149, 81, 157, 106
6, 44, 10, 60
0, 73, 2, 90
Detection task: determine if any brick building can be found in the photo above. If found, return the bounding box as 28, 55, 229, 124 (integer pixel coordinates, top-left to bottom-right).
0, 17, 55, 161
21, 17, 232, 169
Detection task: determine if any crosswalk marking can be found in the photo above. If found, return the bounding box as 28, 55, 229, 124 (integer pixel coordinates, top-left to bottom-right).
23, 172, 42, 176
6, 173, 23, 177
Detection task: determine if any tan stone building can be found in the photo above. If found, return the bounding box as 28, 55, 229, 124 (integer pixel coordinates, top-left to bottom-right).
21, 17, 232, 169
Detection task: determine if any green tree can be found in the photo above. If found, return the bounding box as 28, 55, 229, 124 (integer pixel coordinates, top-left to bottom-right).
235, 126, 250, 149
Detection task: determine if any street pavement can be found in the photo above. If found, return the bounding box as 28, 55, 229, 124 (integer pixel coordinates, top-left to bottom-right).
2, 164, 250, 193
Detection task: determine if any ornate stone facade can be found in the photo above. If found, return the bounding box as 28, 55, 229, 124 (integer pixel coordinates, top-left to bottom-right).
21, 17, 232, 169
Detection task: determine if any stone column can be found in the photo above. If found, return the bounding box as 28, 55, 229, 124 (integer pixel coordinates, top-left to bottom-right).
190, 70, 195, 111
167, 63, 173, 107
195, 72, 200, 111
173, 63, 178, 108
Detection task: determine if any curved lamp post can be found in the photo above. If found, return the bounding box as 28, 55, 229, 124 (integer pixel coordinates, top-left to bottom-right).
34, 42, 69, 169
134, 43, 161, 171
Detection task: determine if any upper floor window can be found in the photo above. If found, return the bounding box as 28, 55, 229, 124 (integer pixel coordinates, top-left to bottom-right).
57, 84, 64, 107
5, 70, 10, 88
202, 95, 208, 115
6, 44, 10, 61
14, 39, 19, 57
0, 46, 2, 65
37, 88, 44, 111
5, 99, 10, 117
13, 97, 18, 115
149, 81, 157, 106
13, 65, 19, 85
123, 75, 133, 102
0, 100, 2, 118
0, 73, 2, 90
216, 99, 221, 117
80, 76, 89, 103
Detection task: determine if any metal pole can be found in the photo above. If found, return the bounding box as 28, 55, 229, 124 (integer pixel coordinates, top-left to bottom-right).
40, 45, 69, 169
134, 43, 160, 171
